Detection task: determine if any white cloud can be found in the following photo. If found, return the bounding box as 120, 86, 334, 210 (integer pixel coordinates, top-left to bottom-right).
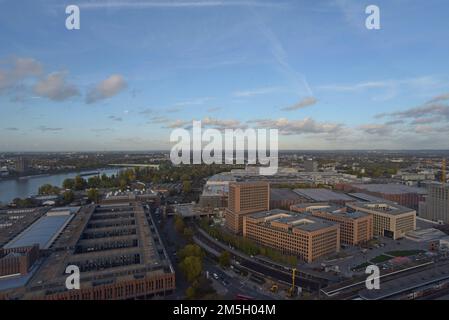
249, 117, 343, 135
33, 72, 80, 101
86, 74, 127, 104
0, 57, 43, 92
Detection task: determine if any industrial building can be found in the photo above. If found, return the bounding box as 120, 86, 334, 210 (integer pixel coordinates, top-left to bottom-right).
342, 184, 426, 210
270, 188, 306, 210
419, 183, 449, 224
0, 202, 175, 300
293, 188, 355, 205
0, 207, 47, 247
198, 167, 369, 211
243, 209, 340, 263
224, 181, 270, 234
347, 201, 416, 240
3, 207, 79, 250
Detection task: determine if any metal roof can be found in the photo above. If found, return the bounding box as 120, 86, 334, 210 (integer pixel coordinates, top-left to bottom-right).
293, 188, 354, 201
3, 214, 74, 250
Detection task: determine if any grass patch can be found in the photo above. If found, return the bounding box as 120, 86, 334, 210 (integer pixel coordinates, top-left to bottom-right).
370, 255, 391, 264
386, 250, 424, 257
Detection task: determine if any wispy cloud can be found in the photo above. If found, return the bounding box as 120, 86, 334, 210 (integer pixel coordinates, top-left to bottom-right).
427, 93, 449, 104
174, 96, 213, 106
281, 96, 317, 111
319, 76, 446, 102
108, 115, 123, 122
249, 8, 313, 97
38, 126, 63, 132
233, 86, 283, 97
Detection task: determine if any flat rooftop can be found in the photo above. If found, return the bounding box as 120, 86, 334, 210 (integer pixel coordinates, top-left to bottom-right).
351, 184, 426, 195
270, 188, 303, 201
293, 188, 354, 202
349, 201, 415, 215
359, 262, 449, 300
22, 202, 173, 298
3, 212, 75, 250
248, 209, 337, 232
347, 192, 389, 202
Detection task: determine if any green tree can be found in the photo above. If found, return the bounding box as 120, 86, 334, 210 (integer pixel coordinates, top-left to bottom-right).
62, 178, 75, 190
74, 175, 87, 191
219, 251, 231, 268
183, 227, 194, 242
178, 244, 204, 260
38, 184, 60, 195
174, 215, 185, 234
182, 180, 192, 194
87, 188, 100, 203
63, 190, 75, 204
180, 256, 202, 282
185, 286, 196, 299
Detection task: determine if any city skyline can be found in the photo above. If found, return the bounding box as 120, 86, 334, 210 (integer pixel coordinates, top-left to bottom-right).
1, 0, 449, 151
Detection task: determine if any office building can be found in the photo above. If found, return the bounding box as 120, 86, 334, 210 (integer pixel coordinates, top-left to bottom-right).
15, 157, 29, 173
225, 182, 270, 234
419, 183, 449, 223
347, 201, 416, 240
304, 159, 318, 172
243, 209, 340, 263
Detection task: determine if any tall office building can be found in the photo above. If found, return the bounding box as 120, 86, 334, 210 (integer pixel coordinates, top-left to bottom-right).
15, 157, 29, 173
224, 181, 270, 234
304, 159, 318, 172
419, 183, 449, 223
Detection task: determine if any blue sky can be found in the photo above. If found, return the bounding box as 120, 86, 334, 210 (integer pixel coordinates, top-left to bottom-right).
1, 0, 449, 151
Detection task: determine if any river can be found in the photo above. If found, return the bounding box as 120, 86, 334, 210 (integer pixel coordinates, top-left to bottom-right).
0, 168, 123, 204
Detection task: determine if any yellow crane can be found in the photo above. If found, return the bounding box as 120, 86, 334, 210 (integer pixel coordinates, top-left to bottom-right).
287, 268, 297, 297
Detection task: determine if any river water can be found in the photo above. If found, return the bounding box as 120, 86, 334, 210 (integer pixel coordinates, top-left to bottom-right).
0, 168, 123, 204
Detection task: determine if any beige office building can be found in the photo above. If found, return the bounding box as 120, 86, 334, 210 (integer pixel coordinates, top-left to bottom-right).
224, 182, 270, 234
347, 201, 416, 240
243, 209, 340, 263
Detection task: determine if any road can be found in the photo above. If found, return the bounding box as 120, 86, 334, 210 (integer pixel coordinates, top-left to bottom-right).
151, 207, 268, 299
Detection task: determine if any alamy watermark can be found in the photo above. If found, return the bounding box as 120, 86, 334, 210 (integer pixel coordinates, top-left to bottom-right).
65, 4, 380, 31
169, 121, 279, 175
65, 265, 80, 290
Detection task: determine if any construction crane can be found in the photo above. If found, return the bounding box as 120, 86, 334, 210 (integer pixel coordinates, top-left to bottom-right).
442, 159, 447, 184
287, 268, 297, 297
